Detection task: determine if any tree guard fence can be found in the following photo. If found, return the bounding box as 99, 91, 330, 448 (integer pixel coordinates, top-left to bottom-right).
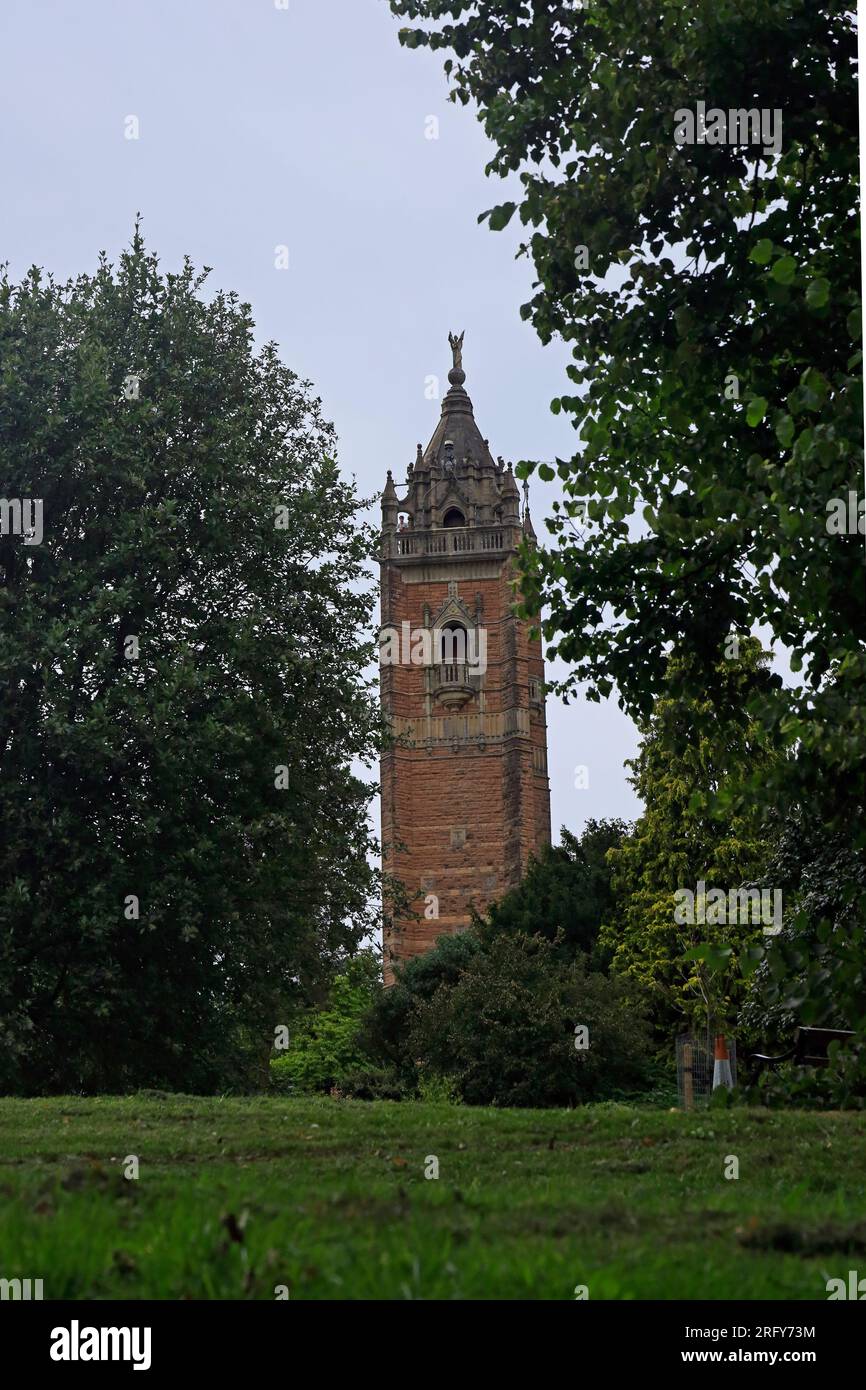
677, 1033, 738, 1109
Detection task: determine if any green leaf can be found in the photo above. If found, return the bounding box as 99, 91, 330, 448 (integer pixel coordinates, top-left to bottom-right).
486, 201, 517, 231
746, 397, 768, 427
749, 239, 774, 265
805, 278, 830, 309
740, 946, 766, 979
770, 256, 797, 285
683, 946, 733, 972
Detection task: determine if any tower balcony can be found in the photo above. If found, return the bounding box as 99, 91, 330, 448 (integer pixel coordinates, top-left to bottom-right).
388, 523, 517, 561
430, 661, 479, 708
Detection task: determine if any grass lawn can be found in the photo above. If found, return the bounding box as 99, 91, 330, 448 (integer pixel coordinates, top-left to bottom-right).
0, 1094, 864, 1300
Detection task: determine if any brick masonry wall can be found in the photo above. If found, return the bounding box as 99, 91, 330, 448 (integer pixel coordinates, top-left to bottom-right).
380, 550, 551, 983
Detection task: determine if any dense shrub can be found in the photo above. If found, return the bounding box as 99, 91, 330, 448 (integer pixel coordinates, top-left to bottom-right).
744, 1046, 866, 1111
270, 952, 381, 1094
408, 932, 652, 1108
331, 1067, 409, 1101
358, 931, 482, 1088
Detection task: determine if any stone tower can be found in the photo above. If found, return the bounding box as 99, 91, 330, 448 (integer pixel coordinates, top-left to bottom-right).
379, 333, 551, 981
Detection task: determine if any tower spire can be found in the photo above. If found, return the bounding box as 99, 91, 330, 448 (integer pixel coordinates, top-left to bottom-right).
419, 331, 495, 471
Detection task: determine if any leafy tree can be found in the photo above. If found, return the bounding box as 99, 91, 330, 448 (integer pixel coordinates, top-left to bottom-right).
409, 931, 651, 1107
739, 815, 866, 1104
477, 818, 629, 965
271, 952, 383, 1093
0, 233, 381, 1094
600, 641, 779, 1038
740, 812, 866, 1045
390, 0, 864, 1003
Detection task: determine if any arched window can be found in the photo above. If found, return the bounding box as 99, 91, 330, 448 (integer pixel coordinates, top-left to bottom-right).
442, 507, 465, 528
438, 621, 468, 664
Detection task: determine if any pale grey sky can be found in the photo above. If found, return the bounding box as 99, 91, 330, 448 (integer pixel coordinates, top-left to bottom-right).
0, 0, 642, 838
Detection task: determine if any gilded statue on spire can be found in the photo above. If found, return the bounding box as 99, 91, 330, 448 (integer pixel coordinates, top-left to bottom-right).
448, 331, 464, 371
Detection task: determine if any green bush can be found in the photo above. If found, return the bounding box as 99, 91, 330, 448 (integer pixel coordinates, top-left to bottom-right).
408, 932, 652, 1108
269, 952, 381, 1094
415, 1070, 461, 1105
358, 931, 482, 1088
331, 1067, 408, 1101
744, 1046, 866, 1111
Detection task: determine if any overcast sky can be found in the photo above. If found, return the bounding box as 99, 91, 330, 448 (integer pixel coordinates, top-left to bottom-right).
0, 0, 642, 837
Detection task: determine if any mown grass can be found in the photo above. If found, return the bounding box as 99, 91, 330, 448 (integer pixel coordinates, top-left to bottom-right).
0, 1095, 864, 1299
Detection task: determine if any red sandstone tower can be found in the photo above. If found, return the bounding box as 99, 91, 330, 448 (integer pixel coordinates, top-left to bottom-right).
379, 333, 551, 981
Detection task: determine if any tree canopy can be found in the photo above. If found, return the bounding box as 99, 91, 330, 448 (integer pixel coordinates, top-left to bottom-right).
391, 0, 863, 839
601, 640, 779, 1036
477, 817, 628, 964
0, 232, 381, 1092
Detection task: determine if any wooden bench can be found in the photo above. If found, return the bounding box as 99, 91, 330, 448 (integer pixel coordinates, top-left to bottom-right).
752, 1026, 855, 1071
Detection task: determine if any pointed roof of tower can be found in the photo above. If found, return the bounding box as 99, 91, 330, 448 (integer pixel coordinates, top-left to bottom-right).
522, 477, 537, 539
422, 332, 496, 469
501, 462, 520, 499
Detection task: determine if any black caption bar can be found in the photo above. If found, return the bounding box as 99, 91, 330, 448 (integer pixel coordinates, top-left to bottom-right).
3, 1299, 863, 1375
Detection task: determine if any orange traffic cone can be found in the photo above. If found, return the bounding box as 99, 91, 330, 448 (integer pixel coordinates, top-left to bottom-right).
713, 1034, 733, 1090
